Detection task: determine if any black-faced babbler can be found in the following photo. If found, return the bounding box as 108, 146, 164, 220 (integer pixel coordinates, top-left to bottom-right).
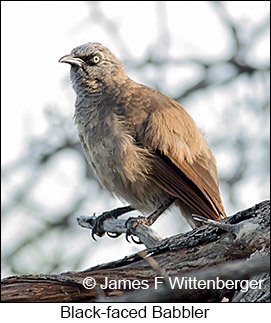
59, 42, 226, 241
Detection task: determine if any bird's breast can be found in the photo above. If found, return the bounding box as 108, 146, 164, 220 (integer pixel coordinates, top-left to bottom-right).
75, 111, 169, 213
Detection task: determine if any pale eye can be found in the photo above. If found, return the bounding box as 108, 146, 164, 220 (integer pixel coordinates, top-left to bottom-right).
92, 55, 100, 64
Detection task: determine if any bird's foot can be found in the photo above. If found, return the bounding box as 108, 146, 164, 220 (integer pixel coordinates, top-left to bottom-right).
125, 216, 150, 244
91, 211, 122, 240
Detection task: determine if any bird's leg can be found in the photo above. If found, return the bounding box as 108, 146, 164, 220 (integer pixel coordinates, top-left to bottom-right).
125, 198, 176, 244
92, 205, 134, 240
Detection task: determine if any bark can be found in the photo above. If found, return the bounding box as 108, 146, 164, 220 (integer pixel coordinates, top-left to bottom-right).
1, 200, 270, 302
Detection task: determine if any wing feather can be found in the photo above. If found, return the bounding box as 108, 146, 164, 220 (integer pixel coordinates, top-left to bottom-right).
133, 86, 226, 220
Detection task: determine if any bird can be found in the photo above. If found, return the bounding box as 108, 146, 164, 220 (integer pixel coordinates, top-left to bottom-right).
59, 42, 226, 240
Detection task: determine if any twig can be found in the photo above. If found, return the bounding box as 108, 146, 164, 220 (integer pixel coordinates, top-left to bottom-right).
192, 214, 237, 234
77, 215, 162, 248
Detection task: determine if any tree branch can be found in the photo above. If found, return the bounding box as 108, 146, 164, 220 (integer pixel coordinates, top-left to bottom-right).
1, 200, 269, 302
112, 255, 270, 302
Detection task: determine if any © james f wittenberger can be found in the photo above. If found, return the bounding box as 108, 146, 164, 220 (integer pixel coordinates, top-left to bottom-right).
83, 276, 264, 293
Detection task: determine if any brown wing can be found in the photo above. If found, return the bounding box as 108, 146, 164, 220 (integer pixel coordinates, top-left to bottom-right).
134, 86, 226, 220
150, 152, 225, 220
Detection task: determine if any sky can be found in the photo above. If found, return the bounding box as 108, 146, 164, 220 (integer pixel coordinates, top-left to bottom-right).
2, 1, 269, 163
1, 1, 270, 276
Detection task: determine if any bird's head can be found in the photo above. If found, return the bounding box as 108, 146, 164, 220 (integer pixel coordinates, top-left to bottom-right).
59, 42, 127, 94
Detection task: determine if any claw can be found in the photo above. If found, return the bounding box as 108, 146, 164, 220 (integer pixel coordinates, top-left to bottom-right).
90, 211, 114, 240
125, 217, 144, 244
91, 223, 103, 241
107, 232, 121, 238
125, 231, 131, 243
131, 235, 142, 244
91, 231, 97, 241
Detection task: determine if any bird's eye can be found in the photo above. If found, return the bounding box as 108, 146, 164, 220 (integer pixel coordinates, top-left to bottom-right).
91, 55, 100, 64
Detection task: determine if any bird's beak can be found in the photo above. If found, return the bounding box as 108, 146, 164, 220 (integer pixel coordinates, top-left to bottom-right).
59, 55, 84, 67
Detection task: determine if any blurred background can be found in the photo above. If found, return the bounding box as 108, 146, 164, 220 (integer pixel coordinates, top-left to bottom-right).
1, 1, 270, 277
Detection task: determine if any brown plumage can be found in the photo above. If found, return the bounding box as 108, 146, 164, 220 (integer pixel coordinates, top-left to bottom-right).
59, 42, 226, 233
